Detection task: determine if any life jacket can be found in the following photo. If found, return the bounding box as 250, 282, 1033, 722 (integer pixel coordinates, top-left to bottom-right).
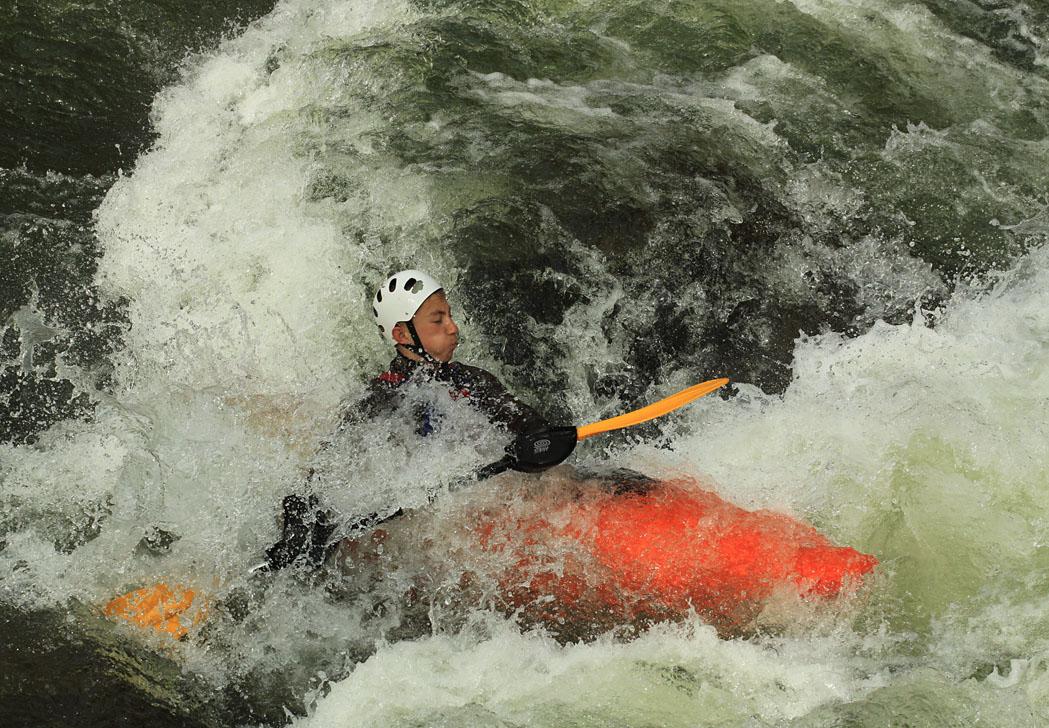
375, 363, 472, 436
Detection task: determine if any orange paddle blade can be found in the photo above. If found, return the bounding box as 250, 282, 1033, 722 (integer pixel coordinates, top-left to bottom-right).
104, 583, 206, 640
576, 378, 729, 441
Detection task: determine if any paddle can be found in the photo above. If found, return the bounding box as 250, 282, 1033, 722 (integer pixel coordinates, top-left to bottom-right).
577, 378, 730, 440
104, 377, 729, 638
483, 377, 731, 476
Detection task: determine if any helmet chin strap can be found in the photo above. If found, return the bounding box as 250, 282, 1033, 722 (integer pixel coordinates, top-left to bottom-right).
402, 320, 470, 389
402, 320, 443, 367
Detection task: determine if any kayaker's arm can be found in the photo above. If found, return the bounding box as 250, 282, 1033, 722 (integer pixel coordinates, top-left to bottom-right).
336, 372, 406, 432
453, 363, 551, 436
337, 358, 549, 437
257, 493, 407, 573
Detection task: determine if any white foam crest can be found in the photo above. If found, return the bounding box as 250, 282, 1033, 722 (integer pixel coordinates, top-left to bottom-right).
0, 531, 79, 610
296, 619, 883, 727
97, 93, 348, 396
468, 72, 619, 125
94, 0, 422, 398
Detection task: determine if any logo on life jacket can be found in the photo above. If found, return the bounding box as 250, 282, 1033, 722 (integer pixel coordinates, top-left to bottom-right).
376, 371, 407, 386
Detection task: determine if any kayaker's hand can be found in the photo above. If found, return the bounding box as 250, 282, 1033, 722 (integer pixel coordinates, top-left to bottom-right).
260, 494, 337, 572
508, 426, 578, 472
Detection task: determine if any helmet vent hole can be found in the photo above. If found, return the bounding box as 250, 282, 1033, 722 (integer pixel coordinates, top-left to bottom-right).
372, 307, 378, 317
376, 291, 382, 303
388, 279, 397, 293
405, 277, 418, 292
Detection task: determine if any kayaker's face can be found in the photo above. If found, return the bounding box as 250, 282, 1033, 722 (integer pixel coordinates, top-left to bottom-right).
403, 290, 459, 362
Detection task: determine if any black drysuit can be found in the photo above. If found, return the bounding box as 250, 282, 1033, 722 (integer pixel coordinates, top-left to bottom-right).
262, 354, 549, 570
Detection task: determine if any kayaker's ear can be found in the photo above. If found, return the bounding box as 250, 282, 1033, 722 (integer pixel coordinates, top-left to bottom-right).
391, 322, 413, 346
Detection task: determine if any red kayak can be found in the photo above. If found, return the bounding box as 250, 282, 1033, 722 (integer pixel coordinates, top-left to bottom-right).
436, 471, 878, 637
107, 470, 877, 641
337, 469, 878, 639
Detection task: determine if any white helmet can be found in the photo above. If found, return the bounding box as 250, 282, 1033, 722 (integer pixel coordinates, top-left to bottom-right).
372, 269, 444, 345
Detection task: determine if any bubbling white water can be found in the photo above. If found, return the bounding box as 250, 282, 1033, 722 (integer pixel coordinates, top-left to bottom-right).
296, 619, 884, 728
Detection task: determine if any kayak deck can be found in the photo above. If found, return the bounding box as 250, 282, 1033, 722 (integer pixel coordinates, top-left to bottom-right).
452, 471, 878, 637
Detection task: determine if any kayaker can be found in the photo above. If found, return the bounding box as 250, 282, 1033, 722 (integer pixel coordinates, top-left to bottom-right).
343, 269, 550, 437
261, 269, 555, 572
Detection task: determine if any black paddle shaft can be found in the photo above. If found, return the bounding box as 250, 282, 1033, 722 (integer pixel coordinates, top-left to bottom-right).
466, 426, 579, 482
260, 427, 578, 572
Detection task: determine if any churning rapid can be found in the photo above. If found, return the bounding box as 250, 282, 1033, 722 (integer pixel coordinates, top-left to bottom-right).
3, 0, 1049, 725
